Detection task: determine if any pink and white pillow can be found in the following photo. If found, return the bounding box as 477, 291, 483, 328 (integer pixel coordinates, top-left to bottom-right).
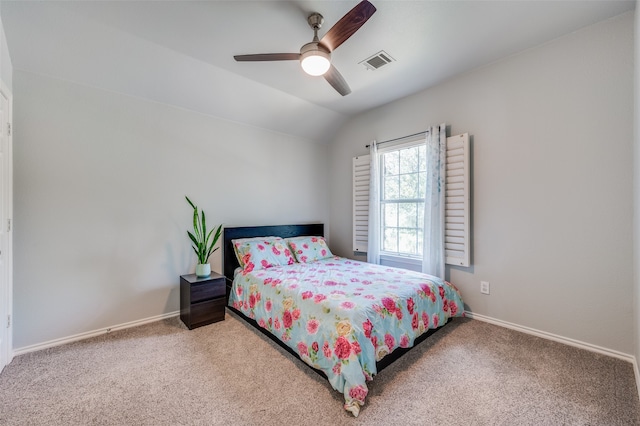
232, 237, 295, 273
286, 236, 333, 264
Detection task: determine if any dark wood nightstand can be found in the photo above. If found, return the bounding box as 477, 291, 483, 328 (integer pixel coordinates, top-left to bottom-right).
180, 272, 226, 329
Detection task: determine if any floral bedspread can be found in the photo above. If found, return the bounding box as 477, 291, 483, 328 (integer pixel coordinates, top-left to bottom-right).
227, 256, 465, 416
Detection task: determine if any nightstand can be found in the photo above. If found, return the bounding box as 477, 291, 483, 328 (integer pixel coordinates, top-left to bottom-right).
180, 272, 226, 329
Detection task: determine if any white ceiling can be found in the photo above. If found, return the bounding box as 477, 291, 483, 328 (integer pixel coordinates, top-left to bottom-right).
0, 1, 635, 143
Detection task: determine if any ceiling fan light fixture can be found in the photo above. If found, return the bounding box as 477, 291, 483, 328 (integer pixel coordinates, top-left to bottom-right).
300, 43, 331, 76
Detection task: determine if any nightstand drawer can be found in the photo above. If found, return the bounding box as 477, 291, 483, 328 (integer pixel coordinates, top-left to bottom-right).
191, 298, 225, 325
180, 272, 226, 329
191, 279, 225, 303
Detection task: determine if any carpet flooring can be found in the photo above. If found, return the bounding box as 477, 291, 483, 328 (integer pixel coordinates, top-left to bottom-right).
0, 312, 638, 425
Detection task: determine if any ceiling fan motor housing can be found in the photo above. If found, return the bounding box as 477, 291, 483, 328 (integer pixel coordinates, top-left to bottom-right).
300, 41, 331, 76
300, 41, 330, 57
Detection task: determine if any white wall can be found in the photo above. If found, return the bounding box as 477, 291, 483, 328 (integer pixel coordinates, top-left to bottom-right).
0, 17, 12, 88
634, 5, 640, 385
13, 70, 329, 349
329, 12, 634, 355
0, 11, 13, 370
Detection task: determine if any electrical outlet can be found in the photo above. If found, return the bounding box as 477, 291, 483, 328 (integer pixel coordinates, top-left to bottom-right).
480, 281, 490, 295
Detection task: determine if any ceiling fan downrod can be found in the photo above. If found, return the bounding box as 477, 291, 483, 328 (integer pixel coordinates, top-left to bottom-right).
307, 13, 324, 41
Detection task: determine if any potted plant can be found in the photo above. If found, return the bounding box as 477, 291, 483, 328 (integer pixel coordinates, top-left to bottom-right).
186, 196, 222, 277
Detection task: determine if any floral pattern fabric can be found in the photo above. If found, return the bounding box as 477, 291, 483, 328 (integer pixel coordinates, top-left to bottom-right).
285, 236, 333, 263
228, 256, 465, 416
232, 237, 295, 272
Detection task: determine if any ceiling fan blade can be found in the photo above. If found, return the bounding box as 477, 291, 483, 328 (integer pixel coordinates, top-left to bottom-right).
234, 53, 300, 62
319, 1, 377, 52
324, 65, 351, 96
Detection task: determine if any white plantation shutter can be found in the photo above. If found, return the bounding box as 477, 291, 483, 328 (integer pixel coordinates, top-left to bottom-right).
445, 133, 470, 267
352, 155, 370, 252
352, 133, 471, 267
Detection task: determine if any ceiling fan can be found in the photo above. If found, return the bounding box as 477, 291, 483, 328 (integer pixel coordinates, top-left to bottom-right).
233, 1, 377, 96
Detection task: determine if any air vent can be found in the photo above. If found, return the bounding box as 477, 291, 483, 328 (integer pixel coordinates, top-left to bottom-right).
360, 50, 395, 71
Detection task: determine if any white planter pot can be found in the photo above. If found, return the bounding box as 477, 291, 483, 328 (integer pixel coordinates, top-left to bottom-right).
196, 263, 211, 278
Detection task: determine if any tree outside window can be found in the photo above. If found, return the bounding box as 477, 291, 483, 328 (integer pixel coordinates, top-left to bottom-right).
380, 144, 426, 257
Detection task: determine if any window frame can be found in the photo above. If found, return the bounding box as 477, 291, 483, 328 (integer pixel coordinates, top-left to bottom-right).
376, 137, 427, 262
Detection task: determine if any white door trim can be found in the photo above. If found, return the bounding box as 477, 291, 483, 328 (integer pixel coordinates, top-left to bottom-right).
0, 79, 13, 371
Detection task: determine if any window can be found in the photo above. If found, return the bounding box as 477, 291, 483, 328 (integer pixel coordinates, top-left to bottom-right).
380, 143, 426, 257
352, 133, 470, 267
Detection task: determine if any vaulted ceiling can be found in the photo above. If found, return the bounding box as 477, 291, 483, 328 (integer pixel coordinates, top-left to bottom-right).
0, 1, 635, 143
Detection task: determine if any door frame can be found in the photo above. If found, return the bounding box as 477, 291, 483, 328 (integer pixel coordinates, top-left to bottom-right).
0, 79, 13, 371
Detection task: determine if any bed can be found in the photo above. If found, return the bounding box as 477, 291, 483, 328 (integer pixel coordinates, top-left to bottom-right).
223, 224, 465, 416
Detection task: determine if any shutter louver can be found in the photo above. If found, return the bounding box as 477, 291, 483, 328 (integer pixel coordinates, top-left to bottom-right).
445, 133, 470, 267
353, 155, 370, 253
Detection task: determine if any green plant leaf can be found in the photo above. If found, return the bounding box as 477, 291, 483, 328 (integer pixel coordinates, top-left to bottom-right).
207, 225, 223, 258
212, 224, 222, 245
205, 234, 215, 259
192, 209, 200, 241
201, 210, 207, 251
185, 196, 196, 210
187, 231, 199, 247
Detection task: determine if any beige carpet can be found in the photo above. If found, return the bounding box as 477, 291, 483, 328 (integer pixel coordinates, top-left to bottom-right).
0, 312, 638, 425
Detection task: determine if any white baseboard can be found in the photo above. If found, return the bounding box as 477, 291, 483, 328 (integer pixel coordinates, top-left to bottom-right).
465, 311, 635, 364
634, 357, 640, 398
12, 311, 180, 357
